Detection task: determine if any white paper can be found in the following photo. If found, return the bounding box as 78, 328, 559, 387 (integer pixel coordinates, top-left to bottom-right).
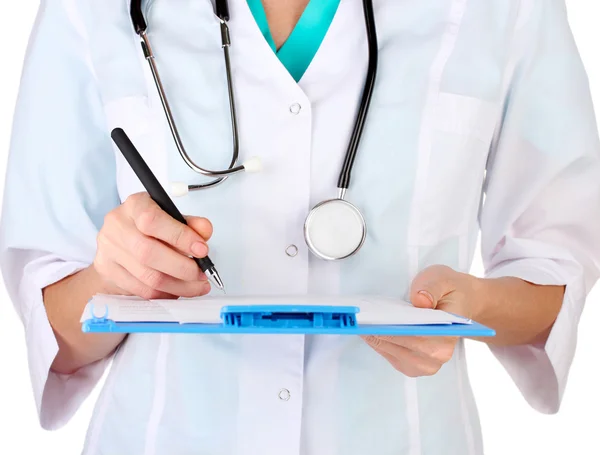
81, 294, 471, 326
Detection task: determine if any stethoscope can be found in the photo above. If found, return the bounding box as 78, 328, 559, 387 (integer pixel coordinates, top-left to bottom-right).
129, 0, 378, 261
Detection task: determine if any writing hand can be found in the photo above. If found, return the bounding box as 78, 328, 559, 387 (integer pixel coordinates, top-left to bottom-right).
94, 192, 214, 299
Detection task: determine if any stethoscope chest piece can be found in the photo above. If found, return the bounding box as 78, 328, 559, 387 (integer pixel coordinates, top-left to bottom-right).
304, 199, 366, 261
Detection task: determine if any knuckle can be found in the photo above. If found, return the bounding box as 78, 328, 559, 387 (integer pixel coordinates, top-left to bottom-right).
133, 238, 155, 264
424, 363, 442, 376
136, 207, 161, 234
392, 357, 441, 378
442, 277, 455, 292
366, 336, 383, 349
397, 364, 420, 378
170, 224, 188, 249
102, 210, 120, 228
425, 282, 444, 298
434, 344, 455, 364
403, 370, 420, 378
423, 342, 441, 359
402, 362, 439, 378
125, 192, 149, 207
96, 231, 110, 250
139, 268, 166, 289
136, 285, 159, 300
93, 254, 107, 275
178, 261, 200, 281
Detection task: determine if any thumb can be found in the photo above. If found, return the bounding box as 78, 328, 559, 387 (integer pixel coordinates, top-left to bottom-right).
185, 216, 214, 241
412, 289, 437, 309
409, 265, 457, 309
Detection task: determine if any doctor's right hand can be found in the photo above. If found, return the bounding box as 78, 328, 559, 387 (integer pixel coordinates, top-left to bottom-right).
93, 192, 213, 300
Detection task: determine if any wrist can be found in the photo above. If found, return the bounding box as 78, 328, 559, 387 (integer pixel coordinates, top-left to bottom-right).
87, 264, 123, 296
465, 273, 489, 322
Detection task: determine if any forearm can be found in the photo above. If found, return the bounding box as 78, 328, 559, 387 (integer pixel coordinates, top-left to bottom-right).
43, 265, 126, 375
471, 276, 565, 347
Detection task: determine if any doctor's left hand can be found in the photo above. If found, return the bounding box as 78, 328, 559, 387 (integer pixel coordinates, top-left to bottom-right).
363, 265, 481, 377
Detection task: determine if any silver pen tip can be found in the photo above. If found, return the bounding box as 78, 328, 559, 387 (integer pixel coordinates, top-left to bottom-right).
207, 269, 225, 291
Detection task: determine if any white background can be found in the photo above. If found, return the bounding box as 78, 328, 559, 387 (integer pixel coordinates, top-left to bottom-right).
0, 2, 599, 454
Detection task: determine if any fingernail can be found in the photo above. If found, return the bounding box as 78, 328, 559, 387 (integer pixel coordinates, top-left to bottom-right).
418, 290, 435, 307
191, 242, 208, 257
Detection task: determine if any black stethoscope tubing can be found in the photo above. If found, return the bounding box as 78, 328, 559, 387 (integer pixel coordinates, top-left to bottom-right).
129, 0, 378, 196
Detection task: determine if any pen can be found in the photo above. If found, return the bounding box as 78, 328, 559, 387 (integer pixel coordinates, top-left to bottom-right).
110, 127, 225, 293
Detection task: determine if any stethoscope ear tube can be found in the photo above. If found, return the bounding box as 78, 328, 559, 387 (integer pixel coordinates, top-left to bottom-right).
336, 0, 378, 191
215, 0, 231, 21
130, 0, 147, 35
130, 0, 257, 195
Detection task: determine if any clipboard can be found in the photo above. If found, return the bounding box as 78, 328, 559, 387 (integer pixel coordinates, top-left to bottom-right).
80, 295, 495, 337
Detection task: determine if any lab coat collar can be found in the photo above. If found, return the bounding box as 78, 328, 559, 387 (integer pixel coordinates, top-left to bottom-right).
228, 0, 364, 102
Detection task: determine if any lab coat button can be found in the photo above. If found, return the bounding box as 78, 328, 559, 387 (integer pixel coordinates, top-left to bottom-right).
279, 389, 291, 401
285, 245, 298, 257
289, 103, 301, 114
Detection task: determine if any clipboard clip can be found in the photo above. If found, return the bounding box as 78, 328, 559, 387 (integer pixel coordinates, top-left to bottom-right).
82, 303, 117, 333
221, 305, 359, 330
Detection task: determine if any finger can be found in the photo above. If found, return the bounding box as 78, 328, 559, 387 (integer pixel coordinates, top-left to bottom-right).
185, 216, 213, 241
107, 221, 207, 282
365, 337, 443, 377
116, 248, 211, 298
95, 256, 176, 300
101, 233, 211, 297
371, 346, 399, 367
125, 194, 209, 258
409, 265, 458, 309
368, 335, 457, 364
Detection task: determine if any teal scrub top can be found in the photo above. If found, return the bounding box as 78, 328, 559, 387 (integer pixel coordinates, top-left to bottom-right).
246, 0, 341, 82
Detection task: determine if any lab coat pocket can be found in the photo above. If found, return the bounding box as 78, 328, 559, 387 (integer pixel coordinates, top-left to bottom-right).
411, 92, 498, 245
103, 96, 168, 203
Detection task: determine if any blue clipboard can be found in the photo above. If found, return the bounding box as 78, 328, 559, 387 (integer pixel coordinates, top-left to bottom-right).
81, 303, 495, 337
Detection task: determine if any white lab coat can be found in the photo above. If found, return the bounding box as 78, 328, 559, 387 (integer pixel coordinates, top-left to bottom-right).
1, 0, 600, 454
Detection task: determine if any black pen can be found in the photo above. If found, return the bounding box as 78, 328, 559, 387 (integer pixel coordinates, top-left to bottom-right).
110, 128, 225, 292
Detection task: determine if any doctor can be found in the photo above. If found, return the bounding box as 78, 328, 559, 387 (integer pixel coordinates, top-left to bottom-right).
2, 0, 600, 454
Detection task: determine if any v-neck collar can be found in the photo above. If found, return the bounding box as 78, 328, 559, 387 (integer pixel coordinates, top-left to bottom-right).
246, 0, 341, 82
229, 0, 363, 103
